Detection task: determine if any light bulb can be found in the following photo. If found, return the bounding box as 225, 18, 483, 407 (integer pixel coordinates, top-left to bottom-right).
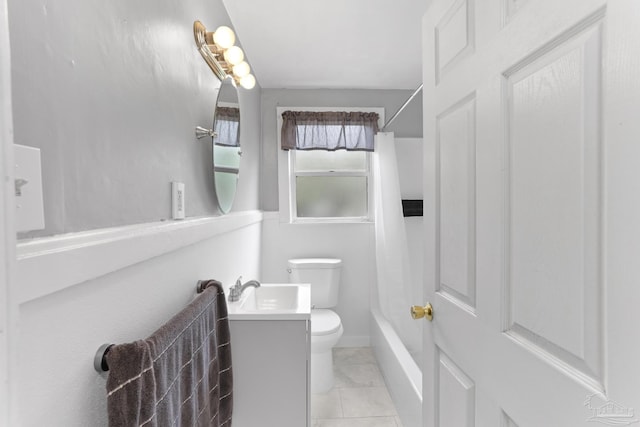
213, 26, 236, 49
239, 74, 256, 90
223, 46, 244, 66
232, 61, 251, 78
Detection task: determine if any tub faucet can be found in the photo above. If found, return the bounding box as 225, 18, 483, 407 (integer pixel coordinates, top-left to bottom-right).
228, 276, 261, 302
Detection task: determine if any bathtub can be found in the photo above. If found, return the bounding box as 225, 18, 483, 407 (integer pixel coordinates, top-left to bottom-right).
371, 306, 422, 426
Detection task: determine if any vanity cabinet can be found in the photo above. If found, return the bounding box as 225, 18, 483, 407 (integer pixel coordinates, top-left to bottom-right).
229, 319, 310, 427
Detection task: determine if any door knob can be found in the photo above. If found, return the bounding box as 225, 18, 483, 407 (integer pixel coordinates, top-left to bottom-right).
411, 303, 433, 321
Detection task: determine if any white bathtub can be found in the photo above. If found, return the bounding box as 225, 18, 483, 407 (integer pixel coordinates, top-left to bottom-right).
371, 306, 422, 426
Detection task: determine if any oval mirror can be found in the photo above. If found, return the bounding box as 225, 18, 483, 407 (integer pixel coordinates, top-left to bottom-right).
212, 77, 241, 214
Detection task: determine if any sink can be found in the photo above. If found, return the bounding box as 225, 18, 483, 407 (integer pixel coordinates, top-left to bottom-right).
227, 283, 310, 320
241, 285, 299, 311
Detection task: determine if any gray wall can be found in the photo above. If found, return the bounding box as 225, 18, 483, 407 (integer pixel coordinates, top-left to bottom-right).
9, 0, 261, 238
260, 88, 422, 211
234, 87, 261, 212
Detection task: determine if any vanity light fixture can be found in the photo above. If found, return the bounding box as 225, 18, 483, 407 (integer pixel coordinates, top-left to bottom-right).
193, 21, 256, 90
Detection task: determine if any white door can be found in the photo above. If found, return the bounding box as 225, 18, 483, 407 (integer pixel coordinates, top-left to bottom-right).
0, 0, 15, 423
422, 0, 640, 426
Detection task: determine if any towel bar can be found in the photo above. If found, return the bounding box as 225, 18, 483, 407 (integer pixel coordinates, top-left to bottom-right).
94, 279, 225, 372
94, 343, 114, 372
196, 280, 208, 294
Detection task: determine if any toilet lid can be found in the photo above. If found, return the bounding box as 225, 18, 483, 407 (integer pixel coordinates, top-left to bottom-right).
311, 309, 342, 336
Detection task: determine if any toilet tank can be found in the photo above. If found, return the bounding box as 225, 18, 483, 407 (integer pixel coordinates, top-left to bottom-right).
287, 258, 342, 308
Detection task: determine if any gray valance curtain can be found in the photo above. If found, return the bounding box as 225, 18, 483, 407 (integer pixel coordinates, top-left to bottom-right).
214, 107, 240, 147
281, 111, 379, 152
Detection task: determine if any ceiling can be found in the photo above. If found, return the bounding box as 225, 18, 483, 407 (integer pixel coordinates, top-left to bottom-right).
222, 0, 429, 90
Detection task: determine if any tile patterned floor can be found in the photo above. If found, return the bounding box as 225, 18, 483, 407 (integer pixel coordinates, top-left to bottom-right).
311, 347, 403, 427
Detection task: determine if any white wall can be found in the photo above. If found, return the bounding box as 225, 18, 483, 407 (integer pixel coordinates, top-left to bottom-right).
261, 213, 375, 346
17, 214, 262, 426
395, 138, 424, 200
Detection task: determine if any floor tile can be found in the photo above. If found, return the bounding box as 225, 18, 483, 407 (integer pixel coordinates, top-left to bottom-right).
313, 417, 399, 426
339, 387, 398, 418
311, 347, 405, 425
311, 388, 343, 419
333, 347, 377, 365
334, 363, 385, 388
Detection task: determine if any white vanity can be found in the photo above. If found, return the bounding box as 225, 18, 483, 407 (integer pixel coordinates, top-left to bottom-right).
227, 283, 311, 427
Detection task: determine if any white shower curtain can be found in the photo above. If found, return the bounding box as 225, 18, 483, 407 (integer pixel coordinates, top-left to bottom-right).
373, 132, 421, 359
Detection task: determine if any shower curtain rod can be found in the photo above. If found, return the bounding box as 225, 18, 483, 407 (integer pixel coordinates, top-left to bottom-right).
380, 84, 423, 132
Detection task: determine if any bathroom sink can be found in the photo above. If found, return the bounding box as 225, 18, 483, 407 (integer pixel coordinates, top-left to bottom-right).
241, 285, 299, 311
227, 283, 310, 320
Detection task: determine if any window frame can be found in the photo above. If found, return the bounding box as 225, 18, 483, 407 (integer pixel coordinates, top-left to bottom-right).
276, 106, 384, 224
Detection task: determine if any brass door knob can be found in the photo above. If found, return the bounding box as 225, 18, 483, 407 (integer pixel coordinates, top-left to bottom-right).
411, 303, 433, 321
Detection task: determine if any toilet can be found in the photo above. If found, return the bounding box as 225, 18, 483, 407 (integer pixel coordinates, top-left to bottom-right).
287, 258, 343, 393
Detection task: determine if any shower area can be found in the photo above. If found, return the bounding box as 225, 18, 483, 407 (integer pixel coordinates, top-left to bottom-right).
371, 131, 424, 427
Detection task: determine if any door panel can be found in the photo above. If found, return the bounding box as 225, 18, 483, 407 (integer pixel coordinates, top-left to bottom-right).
438, 95, 477, 310
423, 0, 640, 426
503, 0, 527, 25
501, 411, 519, 427
435, 0, 474, 83
438, 350, 475, 427
504, 18, 604, 388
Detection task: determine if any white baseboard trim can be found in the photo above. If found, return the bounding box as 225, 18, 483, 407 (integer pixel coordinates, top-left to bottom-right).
336, 335, 371, 348
16, 211, 263, 304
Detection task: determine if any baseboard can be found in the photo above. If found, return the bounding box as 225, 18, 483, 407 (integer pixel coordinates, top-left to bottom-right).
336, 335, 371, 348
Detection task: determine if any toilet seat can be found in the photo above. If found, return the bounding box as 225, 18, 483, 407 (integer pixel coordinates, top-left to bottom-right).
311, 309, 342, 336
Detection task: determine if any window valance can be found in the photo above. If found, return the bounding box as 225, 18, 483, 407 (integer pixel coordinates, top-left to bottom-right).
214, 107, 240, 147
281, 111, 379, 152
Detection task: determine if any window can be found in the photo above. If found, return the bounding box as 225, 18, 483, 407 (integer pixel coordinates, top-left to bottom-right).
293, 149, 370, 219
277, 107, 384, 223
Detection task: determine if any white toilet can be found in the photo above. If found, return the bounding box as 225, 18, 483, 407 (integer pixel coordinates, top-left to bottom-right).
287, 258, 343, 394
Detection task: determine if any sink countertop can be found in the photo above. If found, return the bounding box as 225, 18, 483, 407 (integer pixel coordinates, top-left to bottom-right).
226, 283, 311, 320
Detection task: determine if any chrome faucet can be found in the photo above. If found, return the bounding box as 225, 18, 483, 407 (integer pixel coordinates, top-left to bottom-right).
228, 276, 261, 302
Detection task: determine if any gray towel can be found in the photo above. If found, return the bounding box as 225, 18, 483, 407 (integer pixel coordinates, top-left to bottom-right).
105, 280, 232, 426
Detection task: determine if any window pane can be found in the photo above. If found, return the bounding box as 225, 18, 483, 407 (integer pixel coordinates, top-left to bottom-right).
295, 150, 367, 172
296, 176, 368, 217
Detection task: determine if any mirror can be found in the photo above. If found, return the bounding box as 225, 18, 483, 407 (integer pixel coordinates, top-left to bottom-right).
212, 77, 241, 214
